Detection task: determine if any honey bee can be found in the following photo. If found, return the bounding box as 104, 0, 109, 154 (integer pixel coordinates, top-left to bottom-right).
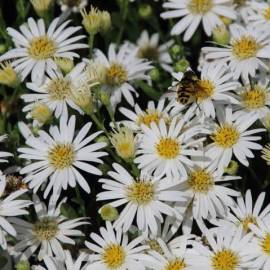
172, 70, 206, 105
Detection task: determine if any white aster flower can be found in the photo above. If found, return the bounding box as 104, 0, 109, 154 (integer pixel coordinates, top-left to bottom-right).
12, 195, 88, 261
97, 163, 185, 235
206, 106, 264, 171
177, 163, 240, 223
132, 30, 173, 72
0, 17, 87, 82
161, 0, 236, 41
0, 134, 13, 163
249, 217, 270, 270
18, 115, 107, 198
234, 79, 270, 121
166, 63, 239, 120
32, 250, 88, 270
189, 223, 255, 270
203, 24, 270, 82
119, 99, 170, 131
22, 63, 86, 119
58, 0, 88, 13
143, 237, 195, 270
0, 172, 31, 249
93, 43, 152, 109
134, 116, 206, 179
212, 189, 270, 235
231, 0, 255, 24
248, 1, 270, 29
85, 221, 149, 270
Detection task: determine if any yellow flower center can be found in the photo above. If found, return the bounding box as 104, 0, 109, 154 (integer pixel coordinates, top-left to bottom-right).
188, 0, 213, 14
211, 125, 240, 148
263, 6, 270, 21
241, 215, 257, 232
232, 36, 260, 60
165, 259, 186, 270
261, 233, 270, 255
241, 85, 266, 109
188, 169, 214, 193
105, 63, 128, 87
138, 45, 159, 61
28, 35, 56, 60
102, 244, 126, 269
127, 181, 155, 205
137, 110, 161, 127
48, 143, 75, 170
33, 217, 58, 241
156, 138, 180, 159
211, 249, 239, 270
147, 239, 163, 254
47, 78, 71, 101
196, 79, 215, 102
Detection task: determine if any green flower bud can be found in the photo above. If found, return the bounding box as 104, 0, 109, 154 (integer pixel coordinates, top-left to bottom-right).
0, 44, 6, 54
15, 260, 30, 270
170, 44, 183, 60
149, 68, 161, 81
99, 204, 119, 221
95, 135, 110, 145
224, 160, 239, 175
139, 4, 152, 19
174, 59, 190, 73
213, 25, 230, 45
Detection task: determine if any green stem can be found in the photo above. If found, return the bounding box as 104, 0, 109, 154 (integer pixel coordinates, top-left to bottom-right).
89, 113, 110, 137
136, 80, 160, 101
116, 0, 129, 45
106, 105, 116, 126
88, 34, 95, 59
9, 85, 20, 106
75, 186, 86, 216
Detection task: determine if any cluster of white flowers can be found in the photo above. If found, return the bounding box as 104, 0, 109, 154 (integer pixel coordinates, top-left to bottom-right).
0, 0, 270, 269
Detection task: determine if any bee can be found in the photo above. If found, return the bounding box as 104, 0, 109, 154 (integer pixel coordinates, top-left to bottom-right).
172, 70, 206, 105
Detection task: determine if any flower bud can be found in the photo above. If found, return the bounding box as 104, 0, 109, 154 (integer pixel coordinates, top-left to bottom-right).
174, 59, 190, 73
213, 25, 230, 45
224, 160, 239, 175
31, 103, 52, 124
30, 0, 54, 17
0, 62, 20, 88
150, 68, 161, 81
0, 44, 6, 54
81, 6, 101, 35
139, 4, 152, 19
96, 135, 110, 145
15, 260, 30, 270
170, 44, 183, 60
54, 57, 74, 74
110, 127, 136, 161
99, 204, 119, 221
100, 11, 111, 33
70, 80, 97, 115
81, 6, 111, 35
